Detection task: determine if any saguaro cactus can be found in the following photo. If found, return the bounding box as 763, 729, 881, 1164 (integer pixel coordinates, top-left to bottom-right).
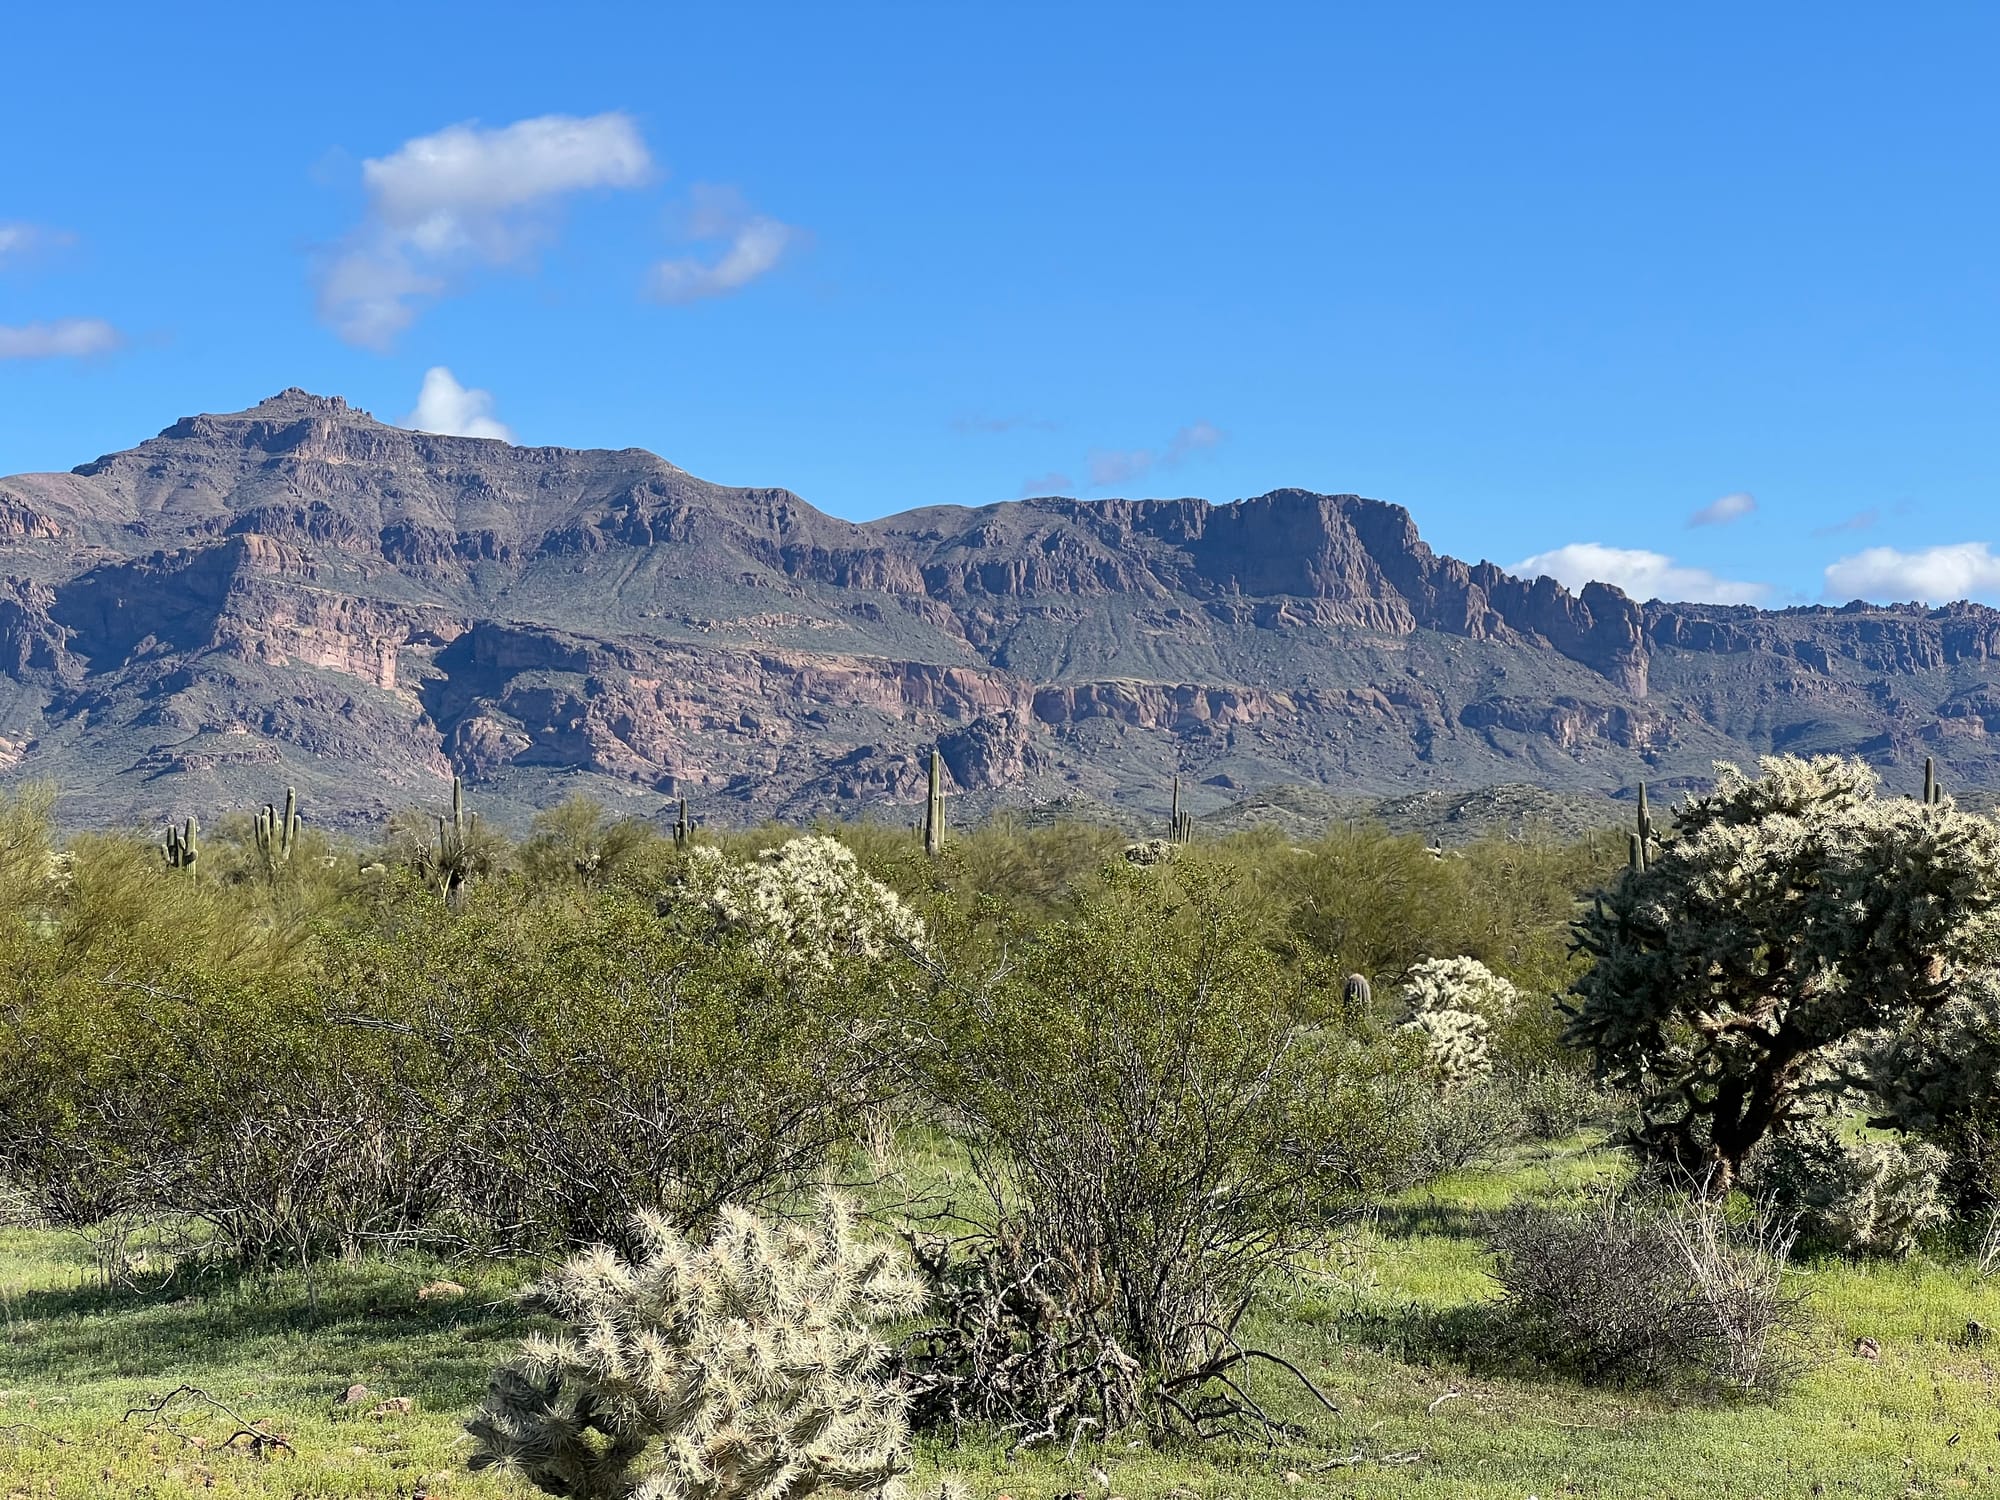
1923, 756, 1943, 806
1628, 781, 1655, 872
672, 797, 693, 848
1342, 972, 1372, 1009
437, 774, 480, 907
1169, 775, 1193, 844
161, 817, 200, 871
922, 748, 946, 857
254, 786, 299, 868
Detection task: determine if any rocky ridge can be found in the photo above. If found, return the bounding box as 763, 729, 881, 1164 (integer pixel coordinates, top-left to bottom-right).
0, 388, 1992, 832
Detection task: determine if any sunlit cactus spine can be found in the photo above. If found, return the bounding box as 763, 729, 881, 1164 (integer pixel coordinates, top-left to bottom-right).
254, 786, 299, 868
466, 1194, 927, 1500
1169, 775, 1193, 844
921, 748, 946, 857
161, 816, 199, 872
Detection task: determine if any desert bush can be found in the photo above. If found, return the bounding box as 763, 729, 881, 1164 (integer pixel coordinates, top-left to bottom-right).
0, 952, 450, 1263
468, 1193, 926, 1500
1397, 1077, 1524, 1182
318, 882, 911, 1253
1489, 1191, 1803, 1393
1567, 755, 2000, 1188
927, 862, 1411, 1437
1745, 1123, 1950, 1259
519, 793, 658, 890
1283, 825, 1466, 983
1508, 1063, 1617, 1142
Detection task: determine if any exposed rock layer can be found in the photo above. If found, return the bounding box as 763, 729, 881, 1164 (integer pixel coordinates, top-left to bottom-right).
0, 388, 1991, 829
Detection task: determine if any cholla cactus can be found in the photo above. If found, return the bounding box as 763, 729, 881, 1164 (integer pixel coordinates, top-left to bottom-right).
677, 837, 926, 970
1746, 1123, 1950, 1258
1569, 754, 2000, 1188
1399, 956, 1520, 1088
468, 1194, 926, 1500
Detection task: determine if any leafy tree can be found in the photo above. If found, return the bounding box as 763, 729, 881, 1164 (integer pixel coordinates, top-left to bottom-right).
1567, 755, 2000, 1188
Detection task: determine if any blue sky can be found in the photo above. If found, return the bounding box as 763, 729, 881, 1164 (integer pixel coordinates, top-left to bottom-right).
3, 2, 1998, 607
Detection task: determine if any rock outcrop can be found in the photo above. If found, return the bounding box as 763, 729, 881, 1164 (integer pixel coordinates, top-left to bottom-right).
0, 387, 1991, 830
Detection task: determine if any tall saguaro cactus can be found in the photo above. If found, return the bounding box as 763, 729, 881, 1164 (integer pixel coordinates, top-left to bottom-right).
671, 797, 694, 848
1923, 756, 1943, 806
254, 786, 299, 869
161, 817, 200, 872
438, 774, 480, 908
1169, 775, 1193, 844
1628, 780, 1655, 872
922, 748, 946, 857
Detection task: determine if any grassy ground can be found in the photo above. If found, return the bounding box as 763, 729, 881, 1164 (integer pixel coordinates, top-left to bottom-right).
3, 1138, 1997, 1498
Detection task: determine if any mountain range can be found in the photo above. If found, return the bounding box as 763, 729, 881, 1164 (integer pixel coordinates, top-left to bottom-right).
0, 388, 1994, 834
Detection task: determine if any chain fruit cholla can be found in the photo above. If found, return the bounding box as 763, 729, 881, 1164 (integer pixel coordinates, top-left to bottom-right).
468, 1193, 928, 1500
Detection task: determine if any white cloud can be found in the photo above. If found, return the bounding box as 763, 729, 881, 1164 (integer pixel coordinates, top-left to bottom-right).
1823, 542, 2000, 604
319, 113, 653, 349
0, 318, 122, 359
402, 367, 513, 441
1513, 541, 1770, 605
0, 222, 74, 268
1083, 421, 1226, 492
1688, 490, 1755, 527
650, 184, 798, 303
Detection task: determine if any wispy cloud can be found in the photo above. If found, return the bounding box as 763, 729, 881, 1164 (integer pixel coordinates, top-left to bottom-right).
1824, 542, 2000, 604
1019, 471, 1075, 497
0, 318, 123, 360
1811, 508, 1881, 538
318, 113, 654, 349
0, 221, 76, 269
952, 414, 1059, 435
1072, 420, 1226, 494
402, 366, 513, 441
1688, 491, 1755, 527
649, 184, 799, 304
1513, 541, 1769, 605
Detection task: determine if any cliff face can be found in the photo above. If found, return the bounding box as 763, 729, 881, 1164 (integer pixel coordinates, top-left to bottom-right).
0, 387, 1991, 829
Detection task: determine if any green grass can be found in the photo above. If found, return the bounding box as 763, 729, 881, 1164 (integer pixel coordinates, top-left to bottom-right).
5, 1139, 2000, 1498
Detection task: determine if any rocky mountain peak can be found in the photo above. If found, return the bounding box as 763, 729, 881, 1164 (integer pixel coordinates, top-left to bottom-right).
3, 390, 2000, 831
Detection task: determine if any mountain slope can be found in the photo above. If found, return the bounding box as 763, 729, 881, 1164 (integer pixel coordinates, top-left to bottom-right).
0, 389, 1992, 831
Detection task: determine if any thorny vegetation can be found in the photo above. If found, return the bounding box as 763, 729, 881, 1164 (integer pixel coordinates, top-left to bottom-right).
3, 757, 2000, 1498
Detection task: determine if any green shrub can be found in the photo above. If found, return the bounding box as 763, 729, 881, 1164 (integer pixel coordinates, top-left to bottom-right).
1398, 1078, 1524, 1182
930, 861, 1412, 1435
1508, 1064, 1617, 1142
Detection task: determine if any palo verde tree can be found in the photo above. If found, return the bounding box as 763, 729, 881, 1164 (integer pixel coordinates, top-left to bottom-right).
1566, 754, 2000, 1189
